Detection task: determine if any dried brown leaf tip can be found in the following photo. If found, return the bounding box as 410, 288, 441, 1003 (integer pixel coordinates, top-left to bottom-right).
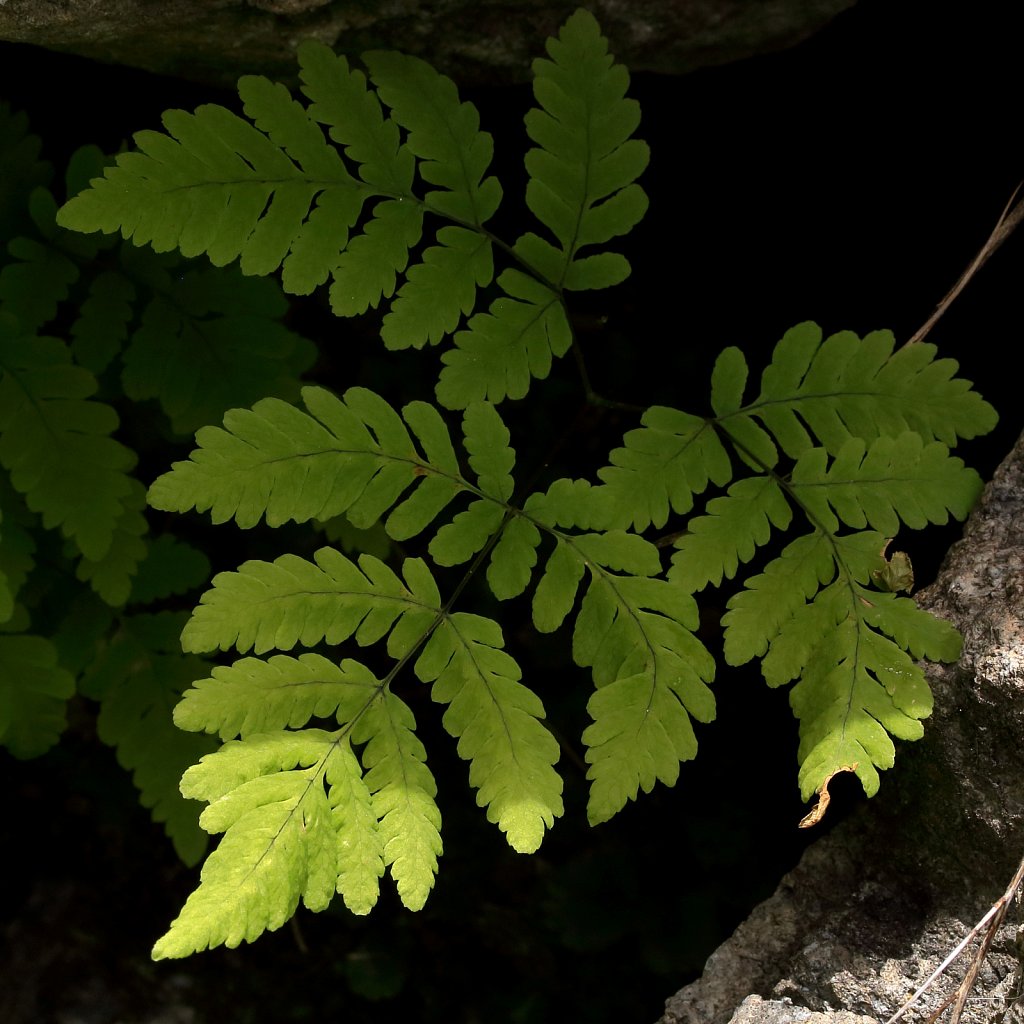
798, 763, 859, 829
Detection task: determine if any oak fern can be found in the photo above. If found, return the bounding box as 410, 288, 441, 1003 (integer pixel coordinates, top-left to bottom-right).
0, 9, 994, 964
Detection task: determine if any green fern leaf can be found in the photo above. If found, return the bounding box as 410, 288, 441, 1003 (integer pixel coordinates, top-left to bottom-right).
580, 570, 715, 824
328, 199, 423, 316
80, 612, 215, 864
429, 401, 516, 565
299, 43, 426, 315
0, 104, 52, 240
70, 270, 136, 374
56, 84, 365, 295
788, 433, 982, 534
148, 385, 492, 541
415, 611, 562, 852
721, 531, 835, 666
0, 315, 136, 560
152, 730, 374, 957
435, 269, 573, 409
73, 478, 149, 607
174, 653, 380, 741
130, 535, 211, 605
122, 266, 315, 435
298, 43, 414, 193
595, 406, 733, 531
718, 322, 998, 457
0, 634, 74, 757
364, 50, 501, 226
0, 235, 79, 333
380, 226, 494, 350
725, 529, 959, 799
515, 511, 714, 823
351, 688, 442, 910
180, 548, 438, 657
669, 476, 792, 592
521, 8, 649, 290
174, 649, 441, 907
0, 486, 36, 624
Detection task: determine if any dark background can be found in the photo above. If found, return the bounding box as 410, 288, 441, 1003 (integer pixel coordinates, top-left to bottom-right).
1, 1, 1021, 1021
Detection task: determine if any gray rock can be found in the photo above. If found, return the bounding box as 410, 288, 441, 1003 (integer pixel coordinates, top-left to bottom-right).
659, 428, 1024, 1024
0, 0, 856, 88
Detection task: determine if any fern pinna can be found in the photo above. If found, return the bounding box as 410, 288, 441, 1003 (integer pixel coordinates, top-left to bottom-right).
46, 10, 996, 957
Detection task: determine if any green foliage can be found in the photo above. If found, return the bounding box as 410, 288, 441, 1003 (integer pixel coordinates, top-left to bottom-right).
0, 98, 311, 857
0, 7, 999, 972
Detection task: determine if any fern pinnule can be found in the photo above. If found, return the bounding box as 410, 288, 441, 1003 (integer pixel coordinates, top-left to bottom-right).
148, 385, 470, 536
788, 433, 982, 535
174, 653, 382, 741
668, 476, 792, 593
351, 689, 442, 910
414, 611, 563, 853
521, 8, 648, 291
180, 549, 440, 657
435, 268, 572, 408
595, 406, 733, 532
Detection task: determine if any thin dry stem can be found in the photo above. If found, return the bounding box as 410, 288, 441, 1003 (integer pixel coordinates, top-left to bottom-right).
906, 185, 1024, 346
884, 853, 1024, 1024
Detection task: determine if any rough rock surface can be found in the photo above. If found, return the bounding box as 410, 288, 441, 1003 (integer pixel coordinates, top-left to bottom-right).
659, 429, 1024, 1024
0, 0, 856, 88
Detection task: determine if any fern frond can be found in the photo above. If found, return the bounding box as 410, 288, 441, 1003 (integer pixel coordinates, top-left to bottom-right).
151, 730, 372, 958
415, 611, 562, 852
435, 269, 573, 409
725, 529, 960, 799
668, 476, 792, 593
715, 322, 998, 458
0, 634, 74, 757
80, 612, 215, 864
57, 82, 366, 295
595, 406, 733, 531
178, 544, 559, 850
516, 517, 714, 823
122, 266, 316, 435
520, 8, 649, 291
0, 315, 136, 560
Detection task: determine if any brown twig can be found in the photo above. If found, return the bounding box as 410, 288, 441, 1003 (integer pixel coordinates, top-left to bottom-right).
884, 852, 1024, 1024
906, 184, 1024, 346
